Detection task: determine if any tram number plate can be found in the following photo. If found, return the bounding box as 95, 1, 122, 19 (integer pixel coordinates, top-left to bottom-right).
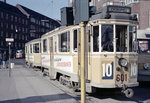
116, 74, 127, 82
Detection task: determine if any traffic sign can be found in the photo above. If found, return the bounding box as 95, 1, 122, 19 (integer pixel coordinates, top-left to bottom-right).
5, 38, 14, 42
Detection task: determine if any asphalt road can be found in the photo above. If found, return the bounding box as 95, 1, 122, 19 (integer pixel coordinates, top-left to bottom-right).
0, 59, 150, 103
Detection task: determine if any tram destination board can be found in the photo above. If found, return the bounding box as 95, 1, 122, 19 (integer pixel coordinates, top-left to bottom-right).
107, 5, 131, 14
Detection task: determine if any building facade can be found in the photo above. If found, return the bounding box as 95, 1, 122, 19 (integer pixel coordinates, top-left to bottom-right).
0, 1, 60, 54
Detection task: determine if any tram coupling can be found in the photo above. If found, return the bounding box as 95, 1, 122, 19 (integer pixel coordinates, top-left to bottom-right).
121, 84, 134, 98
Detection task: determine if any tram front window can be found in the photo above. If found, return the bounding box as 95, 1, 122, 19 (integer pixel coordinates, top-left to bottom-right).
93, 26, 99, 52
116, 25, 127, 52
138, 40, 150, 53
101, 25, 114, 52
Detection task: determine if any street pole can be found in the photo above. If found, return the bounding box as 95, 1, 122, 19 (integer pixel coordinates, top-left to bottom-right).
8, 42, 11, 77
80, 22, 86, 103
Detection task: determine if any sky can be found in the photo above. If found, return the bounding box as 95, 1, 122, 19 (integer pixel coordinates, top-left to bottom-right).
6, 0, 68, 20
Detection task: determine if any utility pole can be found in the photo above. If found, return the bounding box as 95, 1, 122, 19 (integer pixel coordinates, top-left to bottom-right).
80, 22, 86, 103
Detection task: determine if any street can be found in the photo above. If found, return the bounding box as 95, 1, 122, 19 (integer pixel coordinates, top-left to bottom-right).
0, 59, 150, 103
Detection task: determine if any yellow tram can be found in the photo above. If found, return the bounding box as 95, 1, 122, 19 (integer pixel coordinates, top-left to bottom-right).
137, 30, 150, 81
25, 6, 139, 98
25, 38, 41, 68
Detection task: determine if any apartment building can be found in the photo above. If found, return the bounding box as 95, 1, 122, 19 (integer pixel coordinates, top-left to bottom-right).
0, 0, 60, 54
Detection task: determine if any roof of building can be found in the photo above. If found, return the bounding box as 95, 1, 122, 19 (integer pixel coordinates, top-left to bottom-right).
0, 1, 25, 16
17, 4, 54, 21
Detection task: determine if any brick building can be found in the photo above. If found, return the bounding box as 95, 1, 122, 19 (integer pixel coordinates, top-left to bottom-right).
0, 0, 60, 54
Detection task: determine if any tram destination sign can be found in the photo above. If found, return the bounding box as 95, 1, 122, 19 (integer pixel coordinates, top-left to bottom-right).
107, 6, 131, 14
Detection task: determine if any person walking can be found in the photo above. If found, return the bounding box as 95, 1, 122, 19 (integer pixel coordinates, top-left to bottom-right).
0, 51, 2, 69
2, 51, 8, 69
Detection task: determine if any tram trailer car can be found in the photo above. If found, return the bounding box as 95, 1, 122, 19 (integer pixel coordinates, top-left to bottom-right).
25, 38, 41, 68
25, 5, 139, 98
137, 30, 150, 81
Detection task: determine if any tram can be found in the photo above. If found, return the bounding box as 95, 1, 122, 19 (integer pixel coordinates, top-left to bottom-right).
25, 38, 41, 67
137, 30, 150, 81
25, 5, 139, 98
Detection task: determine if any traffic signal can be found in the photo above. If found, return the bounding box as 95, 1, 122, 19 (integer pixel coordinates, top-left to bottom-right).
74, 0, 89, 24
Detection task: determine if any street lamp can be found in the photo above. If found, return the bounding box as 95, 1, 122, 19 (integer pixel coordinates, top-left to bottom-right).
6, 38, 14, 77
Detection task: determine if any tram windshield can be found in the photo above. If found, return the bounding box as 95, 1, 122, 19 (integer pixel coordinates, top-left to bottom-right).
138, 40, 150, 53
101, 25, 114, 52
116, 25, 127, 52
92, 24, 137, 53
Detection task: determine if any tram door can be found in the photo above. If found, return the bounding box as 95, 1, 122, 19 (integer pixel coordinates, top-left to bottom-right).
49, 37, 54, 79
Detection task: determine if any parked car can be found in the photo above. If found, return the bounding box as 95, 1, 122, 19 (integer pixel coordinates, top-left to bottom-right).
16, 50, 24, 59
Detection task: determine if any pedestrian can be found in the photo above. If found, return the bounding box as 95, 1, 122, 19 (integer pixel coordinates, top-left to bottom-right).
2, 51, 8, 69
0, 51, 2, 69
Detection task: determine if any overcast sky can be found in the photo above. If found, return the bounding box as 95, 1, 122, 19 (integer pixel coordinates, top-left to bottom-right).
6, 0, 68, 20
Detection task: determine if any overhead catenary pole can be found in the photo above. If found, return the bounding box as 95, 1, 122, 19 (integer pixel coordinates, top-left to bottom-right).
79, 21, 86, 103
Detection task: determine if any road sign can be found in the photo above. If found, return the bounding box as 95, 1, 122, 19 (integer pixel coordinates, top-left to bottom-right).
5, 38, 14, 42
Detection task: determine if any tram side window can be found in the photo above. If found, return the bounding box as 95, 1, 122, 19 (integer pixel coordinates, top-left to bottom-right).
43, 39, 47, 52
59, 31, 70, 52
138, 40, 150, 53
53, 36, 57, 53
30, 44, 32, 53
33, 43, 40, 53
25, 46, 27, 53
93, 26, 99, 52
73, 29, 78, 52
101, 25, 113, 52
116, 25, 127, 52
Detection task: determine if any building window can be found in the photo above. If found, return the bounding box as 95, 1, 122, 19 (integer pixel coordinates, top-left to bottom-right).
15, 16, 17, 22
6, 32, 8, 38
125, 0, 138, 5
1, 31, 3, 37
31, 17, 36, 23
11, 15, 13, 21
15, 34, 17, 39
11, 33, 13, 38
6, 13, 8, 20
6, 23, 8, 29
120, 0, 124, 6
11, 24, 13, 30
1, 22, 3, 28
1, 12, 4, 18
103, 2, 113, 7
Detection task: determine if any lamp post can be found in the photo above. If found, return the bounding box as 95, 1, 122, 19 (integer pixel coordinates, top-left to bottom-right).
6, 38, 14, 77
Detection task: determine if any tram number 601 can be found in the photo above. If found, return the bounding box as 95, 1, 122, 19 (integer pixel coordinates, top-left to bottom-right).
116, 74, 127, 82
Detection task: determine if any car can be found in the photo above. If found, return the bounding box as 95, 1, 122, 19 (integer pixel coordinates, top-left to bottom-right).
16, 50, 24, 59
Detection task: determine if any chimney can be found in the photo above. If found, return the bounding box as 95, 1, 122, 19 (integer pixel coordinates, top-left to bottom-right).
1, 0, 6, 3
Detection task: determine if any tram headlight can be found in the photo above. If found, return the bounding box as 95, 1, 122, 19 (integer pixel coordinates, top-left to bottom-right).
144, 63, 149, 70
119, 58, 128, 67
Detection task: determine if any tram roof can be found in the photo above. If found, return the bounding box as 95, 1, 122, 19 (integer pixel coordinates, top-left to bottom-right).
137, 30, 150, 39
41, 25, 77, 38
26, 38, 41, 45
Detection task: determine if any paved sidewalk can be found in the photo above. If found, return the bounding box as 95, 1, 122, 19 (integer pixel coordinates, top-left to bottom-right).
0, 65, 79, 103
